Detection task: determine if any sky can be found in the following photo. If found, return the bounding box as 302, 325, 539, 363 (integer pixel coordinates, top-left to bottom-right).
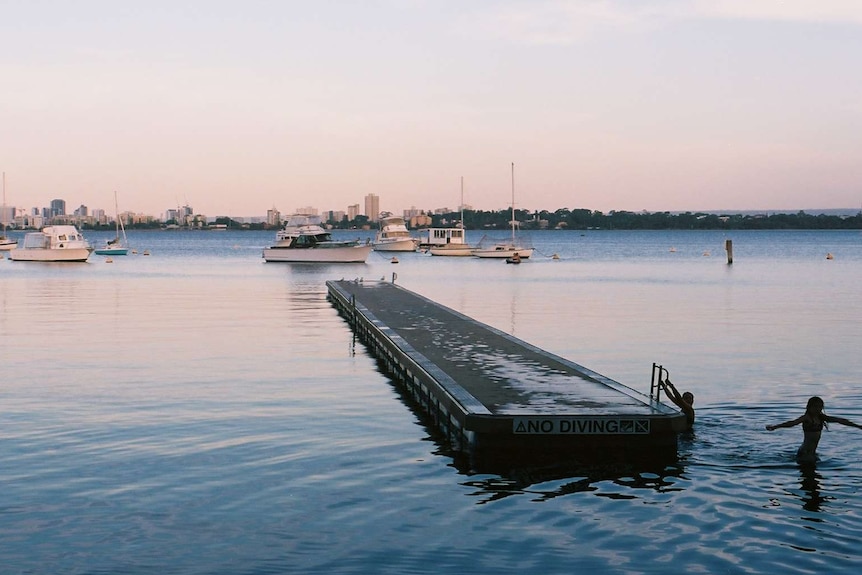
2, 0, 862, 218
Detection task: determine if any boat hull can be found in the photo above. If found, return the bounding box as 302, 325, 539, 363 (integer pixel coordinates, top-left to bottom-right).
9, 248, 92, 262
472, 246, 534, 259
94, 247, 130, 256
372, 238, 418, 252
429, 245, 474, 257
0, 240, 16, 251
263, 245, 372, 263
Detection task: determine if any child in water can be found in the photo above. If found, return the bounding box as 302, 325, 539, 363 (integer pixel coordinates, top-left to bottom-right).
765, 396, 862, 464
660, 378, 695, 430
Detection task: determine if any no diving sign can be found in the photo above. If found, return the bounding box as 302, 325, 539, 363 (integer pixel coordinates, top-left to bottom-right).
513, 418, 650, 435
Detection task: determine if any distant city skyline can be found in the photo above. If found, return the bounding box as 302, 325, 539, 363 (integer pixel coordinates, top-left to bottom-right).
5, 192, 859, 229
2, 2, 861, 217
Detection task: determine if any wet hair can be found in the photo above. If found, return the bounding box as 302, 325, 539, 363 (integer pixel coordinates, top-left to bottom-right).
682, 392, 694, 405
806, 396, 828, 429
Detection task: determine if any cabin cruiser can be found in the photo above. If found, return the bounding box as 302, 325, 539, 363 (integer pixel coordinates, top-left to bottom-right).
8, 225, 93, 262
372, 213, 418, 252
263, 214, 372, 263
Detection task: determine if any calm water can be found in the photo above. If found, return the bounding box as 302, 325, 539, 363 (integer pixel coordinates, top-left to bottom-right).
2, 229, 861, 574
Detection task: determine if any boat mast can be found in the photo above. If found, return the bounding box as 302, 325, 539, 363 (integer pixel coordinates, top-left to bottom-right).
510, 162, 515, 243
2, 171, 8, 237
114, 190, 127, 243
460, 176, 464, 229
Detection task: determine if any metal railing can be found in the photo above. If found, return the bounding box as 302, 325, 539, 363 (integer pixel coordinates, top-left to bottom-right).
650, 363, 669, 402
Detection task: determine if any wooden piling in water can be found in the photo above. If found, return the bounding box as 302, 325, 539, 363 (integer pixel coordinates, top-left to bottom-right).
725, 239, 733, 264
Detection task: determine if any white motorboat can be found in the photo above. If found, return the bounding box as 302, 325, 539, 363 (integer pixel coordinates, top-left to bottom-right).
472, 163, 533, 259
9, 225, 93, 262
94, 191, 130, 256
427, 177, 474, 257
263, 214, 372, 263
372, 213, 418, 252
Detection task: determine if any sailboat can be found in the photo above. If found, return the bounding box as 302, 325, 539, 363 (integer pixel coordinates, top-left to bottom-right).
94, 191, 130, 255
471, 163, 534, 259
1, 172, 17, 251
428, 176, 474, 256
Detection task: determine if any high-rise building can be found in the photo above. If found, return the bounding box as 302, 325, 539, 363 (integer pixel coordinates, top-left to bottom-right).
403, 206, 423, 219
266, 208, 281, 227
0, 205, 13, 225
50, 199, 66, 217
409, 214, 432, 228
364, 194, 379, 222
347, 204, 360, 221
166, 205, 194, 226
91, 208, 105, 220
326, 210, 346, 224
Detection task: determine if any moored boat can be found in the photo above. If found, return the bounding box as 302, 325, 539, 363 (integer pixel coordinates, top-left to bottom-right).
94, 191, 130, 256
8, 225, 93, 262
1, 172, 15, 251
471, 163, 533, 259
94, 237, 129, 256
471, 235, 533, 259
263, 214, 372, 263
428, 242, 474, 257
422, 227, 471, 254
425, 177, 474, 256
372, 213, 418, 252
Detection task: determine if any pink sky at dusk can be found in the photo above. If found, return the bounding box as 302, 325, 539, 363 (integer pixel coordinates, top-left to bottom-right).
2, 1, 861, 219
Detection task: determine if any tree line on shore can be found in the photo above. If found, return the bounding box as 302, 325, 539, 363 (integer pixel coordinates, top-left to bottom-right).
80, 208, 862, 231
479, 208, 862, 231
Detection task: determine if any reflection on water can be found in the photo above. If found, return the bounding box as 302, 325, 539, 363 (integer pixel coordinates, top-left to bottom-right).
462, 461, 685, 504
799, 466, 827, 514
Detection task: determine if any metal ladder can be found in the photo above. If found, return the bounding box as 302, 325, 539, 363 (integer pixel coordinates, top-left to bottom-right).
650, 363, 669, 402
